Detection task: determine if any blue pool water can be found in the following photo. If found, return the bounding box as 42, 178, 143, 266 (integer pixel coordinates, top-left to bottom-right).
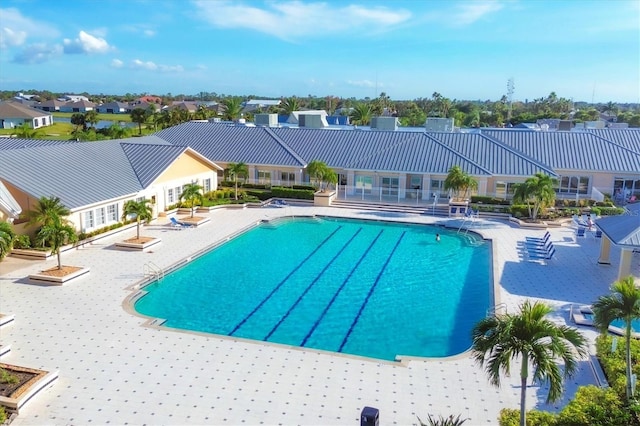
583, 312, 640, 332
134, 217, 492, 361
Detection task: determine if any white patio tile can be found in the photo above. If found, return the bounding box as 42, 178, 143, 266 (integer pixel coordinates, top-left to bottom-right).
1, 206, 637, 425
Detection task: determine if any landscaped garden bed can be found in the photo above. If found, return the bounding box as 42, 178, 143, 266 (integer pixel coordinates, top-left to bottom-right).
0, 364, 58, 415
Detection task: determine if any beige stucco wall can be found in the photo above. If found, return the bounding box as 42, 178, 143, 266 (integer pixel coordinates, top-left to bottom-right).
154, 152, 215, 184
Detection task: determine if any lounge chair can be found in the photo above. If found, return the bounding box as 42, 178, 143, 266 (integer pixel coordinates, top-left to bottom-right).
527, 241, 554, 256
170, 217, 194, 228
576, 227, 586, 238
525, 231, 550, 244
594, 229, 602, 238
529, 247, 556, 262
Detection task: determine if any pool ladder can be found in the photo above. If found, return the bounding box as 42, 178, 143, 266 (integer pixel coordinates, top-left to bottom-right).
487, 303, 507, 317
143, 261, 164, 282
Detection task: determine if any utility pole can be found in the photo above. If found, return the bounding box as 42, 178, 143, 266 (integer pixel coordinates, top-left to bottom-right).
507, 78, 515, 121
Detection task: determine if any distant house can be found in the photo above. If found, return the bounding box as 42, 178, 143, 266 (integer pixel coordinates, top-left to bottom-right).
59, 94, 90, 102
37, 99, 66, 112
95, 101, 128, 114
127, 101, 158, 113
0, 102, 53, 129
167, 101, 198, 113
242, 99, 281, 114
138, 96, 162, 104
59, 100, 96, 113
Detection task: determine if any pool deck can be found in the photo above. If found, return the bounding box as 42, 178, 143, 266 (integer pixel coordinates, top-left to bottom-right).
1, 205, 639, 425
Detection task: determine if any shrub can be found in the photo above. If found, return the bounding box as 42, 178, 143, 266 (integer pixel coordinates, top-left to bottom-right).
271, 186, 314, 200
13, 234, 31, 249
470, 196, 510, 205
556, 385, 631, 426
509, 204, 530, 218
590, 206, 601, 216
246, 190, 272, 201
292, 184, 316, 191
598, 207, 625, 216
0, 406, 5, 423
498, 408, 557, 426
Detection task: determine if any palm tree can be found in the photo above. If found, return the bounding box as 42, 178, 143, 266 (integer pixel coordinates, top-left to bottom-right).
512, 173, 557, 221
35, 216, 77, 270
0, 221, 15, 260
27, 196, 71, 244
121, 199, 153, 239
592, 276, 640, 401
471, 300, 588, 426
444, 166, 478, 201
130, 108, 148, 135
280, 97, 300, 115
221, 98, 243, 121
70, 113, 86, 132
180, 183, 203, 218
227, 162, 248, 200
350, 103, 373, 126
12, 123, 38, 138
306, 159, 336, 191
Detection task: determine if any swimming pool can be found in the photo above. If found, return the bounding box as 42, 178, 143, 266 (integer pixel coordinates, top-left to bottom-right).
134, 216, 492, 361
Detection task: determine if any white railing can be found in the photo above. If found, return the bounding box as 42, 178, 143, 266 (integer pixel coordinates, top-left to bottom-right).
143, 261, 164, 282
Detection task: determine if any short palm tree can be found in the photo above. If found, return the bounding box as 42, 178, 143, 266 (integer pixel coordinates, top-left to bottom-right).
512, 173, 557, 221
444, 166, 477, 201
180, 183, 203, 218
350, 103, 373, 126
122, 199, 153, 239
228, 162, 248, 200
12, 123, 38, 138
306, 159, 336, 192
0, 221, 15, 260
471, 300, 588, 426
35, 216, 77, 270
27, 196, 71, 247
592, 275, 640, 401
221, 98, 243, 121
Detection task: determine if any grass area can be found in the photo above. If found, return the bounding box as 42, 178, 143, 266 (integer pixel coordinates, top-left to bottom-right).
0, 122, 75, 140
52, 112, 133, 122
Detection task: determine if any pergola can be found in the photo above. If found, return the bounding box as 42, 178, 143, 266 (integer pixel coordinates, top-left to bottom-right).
596, 203, 640, 281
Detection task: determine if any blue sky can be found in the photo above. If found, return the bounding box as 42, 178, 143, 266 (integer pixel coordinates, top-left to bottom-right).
0, 0, 638, 103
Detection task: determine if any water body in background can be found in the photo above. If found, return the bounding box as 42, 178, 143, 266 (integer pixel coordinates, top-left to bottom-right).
54, 117, 137, 129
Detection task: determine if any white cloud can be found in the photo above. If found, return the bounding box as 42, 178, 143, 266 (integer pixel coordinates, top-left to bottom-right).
143, 29, 156, 37
131, 59, 184, 73
453, 1, 503, 26
0, 7, 59, 49
192, 0, 411, 40
12, 43, 62, 64
63, 31, 113, 54
111, 58, 124, 68
347, 79, 376, 88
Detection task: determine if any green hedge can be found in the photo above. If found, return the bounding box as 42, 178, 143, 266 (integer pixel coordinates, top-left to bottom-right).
77, 222, 126, 241
470, 196, 511, 205
13, 234, 31, 249
271, 187, 314, 200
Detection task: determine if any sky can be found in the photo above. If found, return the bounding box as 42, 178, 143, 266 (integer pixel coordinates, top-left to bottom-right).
0, 0, 639, 103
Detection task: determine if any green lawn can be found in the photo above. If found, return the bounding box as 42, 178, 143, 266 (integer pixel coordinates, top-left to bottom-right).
52, 112, 132, 122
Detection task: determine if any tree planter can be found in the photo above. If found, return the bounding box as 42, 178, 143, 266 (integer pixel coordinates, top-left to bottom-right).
314, 190, 336, 207
0, 363, 58, 414
115, 236, 162, 251
0, 314, 14, 329
28, 265, 90, 285
10, 248, 54, 260
176, 216, 211, 227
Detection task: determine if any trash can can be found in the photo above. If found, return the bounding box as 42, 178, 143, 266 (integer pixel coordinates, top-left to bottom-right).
361, 406, 379, 426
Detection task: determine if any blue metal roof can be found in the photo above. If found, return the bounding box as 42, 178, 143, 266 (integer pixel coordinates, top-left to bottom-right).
155, 122, 306, 167
481, 129, 640, 173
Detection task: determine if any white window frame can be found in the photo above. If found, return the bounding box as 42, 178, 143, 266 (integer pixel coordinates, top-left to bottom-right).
84, 211, 94, 229
96, 207, 106, 226
203, 178, 211, 193
107, 204, 117, 222
167, 188, 175, 203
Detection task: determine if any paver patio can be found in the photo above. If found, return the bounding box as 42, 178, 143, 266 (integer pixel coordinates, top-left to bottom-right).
1, 205, 637, 425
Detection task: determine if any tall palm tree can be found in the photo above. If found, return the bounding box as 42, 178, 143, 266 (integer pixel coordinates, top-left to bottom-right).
221, 98, 243, 121
306, 159, 336, 191
350, 103, 373, 126
122, 199, 153, 239
35, 216, 77, 270
471, 300, 588, 426
180, 183, 203, 218
512, 173, 557, 221
227, 162, 248, 200
130, 108, 148, 135
592, 275, 640, 401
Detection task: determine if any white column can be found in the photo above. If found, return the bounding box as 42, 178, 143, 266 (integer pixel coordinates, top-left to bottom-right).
398, 173, 407, 200
598, 237, 612, 265
618, 248, 634, 280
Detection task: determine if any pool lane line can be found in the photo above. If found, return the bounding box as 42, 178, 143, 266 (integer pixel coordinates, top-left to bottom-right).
300, 229, 384, 348
263, 227, 363, 341
228, 225, 343, 337
337, 230, 407, 353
